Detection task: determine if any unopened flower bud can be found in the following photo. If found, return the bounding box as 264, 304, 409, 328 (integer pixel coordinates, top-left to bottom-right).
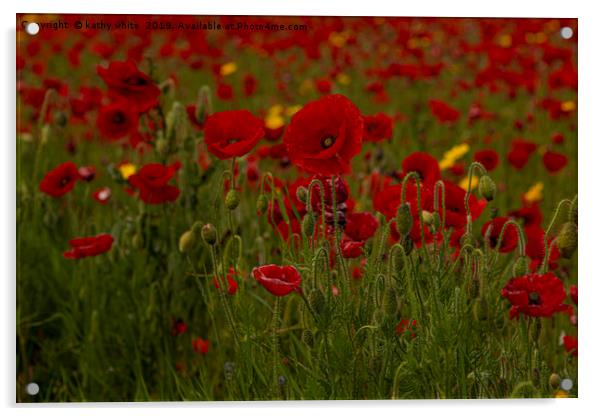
401, 235, 414, 255
178, 229, 197, 253
301, 329, 314, 348
513, 256, 529, 277
296, 186, 308, 204
225, 189, 240, 210
556, 222, 578, 259
308, 289, 325, 315
472, 297, 489, 321
302, 213, 316, 238
422, 210, 434, 226
478, 175, 496, 202
396, 202, 413, 237
155, 137, 169, 156
549, 373, 561, 389
195, 85, 213, 125
256, 194, 268, 215
391, 247, 405, 273
53, 111, 67, 127
384, 288, 398, 315
201, 223, 218, 245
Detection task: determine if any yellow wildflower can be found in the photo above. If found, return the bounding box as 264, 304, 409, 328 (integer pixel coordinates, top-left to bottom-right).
524, 182, 544, 204
118, 163, 136, 180
459, 175, 479, 191
439, 143, 470, 170
220, 62, 237, 77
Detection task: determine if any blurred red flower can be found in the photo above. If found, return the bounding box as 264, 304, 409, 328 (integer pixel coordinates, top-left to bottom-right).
345, 212, 378, 242
284, 94, 363, 175
507, 139, 537, 170
39, 161, 79, 197
340, 238, 365, 258
570, 284, 578, 305
501, 272, 570, 319
213, 266, 239, 295
474, 149, 499, 171
97, 101, 138, 140
92, 187, 112, 205
252, 264, 302, 296
563, 335, 578, 357
63, 233, 114, 259
204, 110, 264, 160
428, 99, 460, 123
401, 152, 441, 187
482, 217, 519, 253
192, 337, 210, 355
542, 150, 568, 174
97, 60, 160, 113
362, 113, 393, 142
128, 162, 181, 204
171, 318, 188, 337
396, 319, 417, 338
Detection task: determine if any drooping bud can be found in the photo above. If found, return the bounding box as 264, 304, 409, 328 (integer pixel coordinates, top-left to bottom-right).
556, 222, 578, 259
308, 289, 326, 315
178, 229, 197, 253
569, 195, 578, 225
225, 189, 240, 210
201, 223, 218, 245
302, 213, 316, 238
301, 329, 314, 348
256, 194, 268, 215
478, 175, 496, 201
396, 202, 413, 237
384, 288, 398, 315
401, 235, 414, 255
165, 101, 186, 142
53, 111, 68, 127
391, 247, 405, 273
549, 373, 561, 389
195, 85, 213, 125
472, 297, 489, 322
40, 124, 51, 145
513, 256, 529, 277
421, 210, 434, 226
296, 186, 308, 204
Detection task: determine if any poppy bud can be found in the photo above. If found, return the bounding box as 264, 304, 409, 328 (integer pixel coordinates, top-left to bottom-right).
302, 213, 316, 238
422, 210, 434, 226
384, 288, 398, 315
549, 373, 561, 389
225, 189, 240, 210
569, 195, 577, 225
195, 85, 212, 125
513, 256, 529, 277
478, 175, 496, 201
396, 202, 413, 237
308, 289, 325, 315
191, 221, 203, 235
391, 248, 405, 273
178, 229, 196, 253
201, 223, 218, 245
256, 194, 268, 215
296, 186, 308, 204
53, 111, 67, 127
301, 329, 314, 348
41, 124, 51, 145
165, 101, 185, 142
401, 235, 414, 255
556, 222, 578, 259
156, 137, 169, 157
472, 297, 489, 321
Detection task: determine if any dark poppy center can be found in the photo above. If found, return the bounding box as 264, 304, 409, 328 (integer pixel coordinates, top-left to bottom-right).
321, 136, 336, 149
528, 292, 541, 305
124, 75, 148, 86
60, 176, 70, 187
112, 112, 125, 124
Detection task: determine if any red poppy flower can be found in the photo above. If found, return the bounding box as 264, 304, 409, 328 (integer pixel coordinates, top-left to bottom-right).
309, 175, 349, 211
570, 284, 577, 305
501, 272, 570, 319
362, 113, 393, 142
204, 110, 264, 160
507, 139, 537, 170
283, 94, 363, 175
128, 162, 181, 204
474, 149, 499, 171
171, 318, 188, 337
92, 187, 112, 205
97, 101, 138, 140
345, 212, 378, 241
77, 166, 96, 182
563, 335, 578, 357
63, 233, 114, 259
509, 203, 543, 228
97, 60, 160, 113
428, 99, 460, 123
340, 238, 365, 258
39, 161, 79, 197
216, 82, 234, 101
243, 74, 258, 97
401, 152, 441, 187
252, 264, 302, 297
396, 319, 417, 338
192, 337, 210, 355
542, 150, 568, 174
524, 226, 559, 271
213, 266, 239, 295
186, 104, 205, 130
482, 217, 519, 253
437, 180, 485, 229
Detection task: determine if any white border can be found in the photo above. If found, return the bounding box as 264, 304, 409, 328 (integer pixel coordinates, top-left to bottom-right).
3, 1, 601, 415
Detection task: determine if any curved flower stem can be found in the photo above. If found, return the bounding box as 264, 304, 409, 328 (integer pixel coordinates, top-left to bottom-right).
540, 199, 572, 273
210, 245, 240, 348
306, 179, 328, 241
490, 219, 527, 266
463, 162, 487, 238
401, 172, 430, 267
312, 246, 330, 289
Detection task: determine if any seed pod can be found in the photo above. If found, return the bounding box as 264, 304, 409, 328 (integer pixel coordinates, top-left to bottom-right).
308, 289, 325, 315
396, 203, 413, 237
384, 288, 398, 315
556, 222, 578, 259
225, 189, 240, 210
302, 213, 316, 238
569, 195, 578, 225
178, 229, 196, 253
478, 175, 496, 201
301, 329, 314, 348
513, 256, 529, 277
296, 186, 308, 204
201, 223, 218, 245
256, 194, 268, 215
549, 373, 561, 389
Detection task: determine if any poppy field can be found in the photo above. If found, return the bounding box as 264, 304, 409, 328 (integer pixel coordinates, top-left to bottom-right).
16, 15, 578, 401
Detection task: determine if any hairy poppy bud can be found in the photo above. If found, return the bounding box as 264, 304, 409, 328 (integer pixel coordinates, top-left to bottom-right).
225, 189, 240, 210
549, 373, 561, 389
472, 297, 489, 321
384, 288, 398, 315
165, 101, 185, 142
256, 194, 268, 215
422, 210, 434, 226
396, 202, 413, 237
301, 329, 314, 348
569, 195, 577, 225
401, 235, 414, 255
201, 223, 217, 245
155, 137, 169, 157
53, 111, 67, 127
308, 289, 325, 315
178, 229, 196, 253
478, 175, 496, 201
195, 85, 212, 125
302, 213, 316, 238
513, 256, 529, 277
556, 222, 578, 259
296, 186, 308, 204
392, 247, 405, 273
